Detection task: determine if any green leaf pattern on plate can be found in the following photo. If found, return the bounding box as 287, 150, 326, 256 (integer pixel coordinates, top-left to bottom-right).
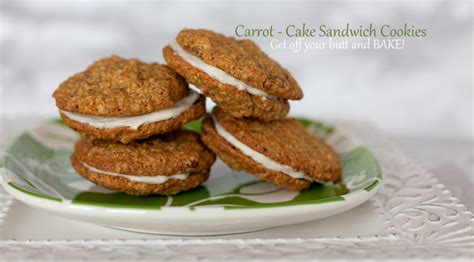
1, 118, 382, 209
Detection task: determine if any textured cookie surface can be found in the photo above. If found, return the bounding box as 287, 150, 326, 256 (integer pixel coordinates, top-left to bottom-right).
201, 115, 310, 190
164, 46, 289, 121
53, 55, 188, 116
71, 130, 215, 196
201, 108, 341, 189
71, 156, 209, 196
62, 95, 206, 144
171, 29, 302, 99
73, 129, 215, 176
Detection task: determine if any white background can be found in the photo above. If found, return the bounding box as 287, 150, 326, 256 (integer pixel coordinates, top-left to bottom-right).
0, 0, 472, 140
0, 0, 473, 240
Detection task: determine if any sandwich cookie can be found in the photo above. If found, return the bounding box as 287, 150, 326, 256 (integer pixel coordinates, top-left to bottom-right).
163, 29, 303, 121
201, 107, 341, 191
53, 56, 205, 144
71, 130, 216, 196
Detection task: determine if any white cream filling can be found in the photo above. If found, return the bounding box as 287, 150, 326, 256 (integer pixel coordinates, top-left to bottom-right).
169, 41, 275, 99
81, 161, 189, 184
211, 116, 313, 181
62, 90, 200, 129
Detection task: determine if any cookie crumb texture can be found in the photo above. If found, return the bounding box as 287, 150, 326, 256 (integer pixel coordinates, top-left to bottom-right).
61, 95, 206, 144
71, 130, 215, 196
201, 108, 342, 190
164, 46, 290, 121
174, 29, 302, 99
163, 29, 303, 121
53, 55, 189, 116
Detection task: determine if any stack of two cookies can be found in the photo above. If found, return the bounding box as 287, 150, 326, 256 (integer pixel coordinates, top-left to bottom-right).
163, 29, 342, 191
53, 57, 215, 195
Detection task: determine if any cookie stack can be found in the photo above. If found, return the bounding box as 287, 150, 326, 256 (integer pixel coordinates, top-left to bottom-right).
53, 29, 342, 196
53, 56, 215, 195
163, 29, 342, 191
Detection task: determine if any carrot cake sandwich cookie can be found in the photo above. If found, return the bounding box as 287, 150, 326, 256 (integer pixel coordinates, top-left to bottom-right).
163, 29, 303, 121
201, 107, 342, 191
53, 56, 206, 144
71, 130, 215, 196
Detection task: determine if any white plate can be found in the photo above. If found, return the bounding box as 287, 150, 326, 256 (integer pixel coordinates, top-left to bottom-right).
1, 118, 381, 235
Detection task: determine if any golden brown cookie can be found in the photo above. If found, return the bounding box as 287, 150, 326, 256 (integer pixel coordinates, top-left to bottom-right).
53, 56, 205, 143
71, 130, 216, 196
163, 29, 302, 121
61, 96, 206, 144
201, 107, 341, 191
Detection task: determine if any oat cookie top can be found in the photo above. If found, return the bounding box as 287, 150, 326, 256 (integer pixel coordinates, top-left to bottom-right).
175, 29, 303, 100
212, 107, 340, 179
53, 56, 188, 116
74, 130, 215, 177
